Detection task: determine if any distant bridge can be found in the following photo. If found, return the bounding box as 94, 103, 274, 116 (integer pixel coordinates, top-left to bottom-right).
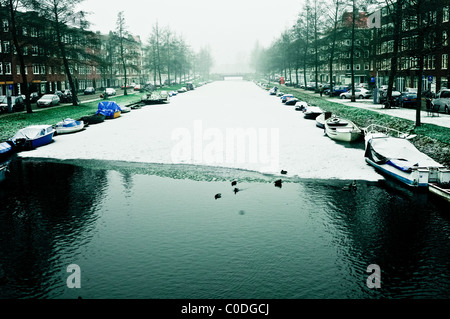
213, 73, 254, 80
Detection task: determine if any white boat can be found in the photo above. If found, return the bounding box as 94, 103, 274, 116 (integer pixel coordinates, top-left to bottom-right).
325, 117, 362, 142
120, 106, 131, 113
303, 106, 323, 119
9, 125, 55, 150
364, 126, 449, 188
55, 118, 84, 135
315, 112, 332, 128
429, 180, 450, 202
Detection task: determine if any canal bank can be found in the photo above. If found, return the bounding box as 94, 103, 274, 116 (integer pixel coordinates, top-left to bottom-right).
265, 83, 450, 167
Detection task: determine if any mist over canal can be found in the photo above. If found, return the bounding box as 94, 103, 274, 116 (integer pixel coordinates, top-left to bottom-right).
1, 80, 450, 299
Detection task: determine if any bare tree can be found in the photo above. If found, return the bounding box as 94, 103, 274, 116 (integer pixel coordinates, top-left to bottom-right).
30, 0, 90, 106
116, 11, 129, 95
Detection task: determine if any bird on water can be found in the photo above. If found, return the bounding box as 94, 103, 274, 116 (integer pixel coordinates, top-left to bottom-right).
234, 188, 239, 194
281, 170, 287, 175
274, 179, 282, 188
231, 181, 237, 186
215, 193, 222, 200
342, 180, 357, 191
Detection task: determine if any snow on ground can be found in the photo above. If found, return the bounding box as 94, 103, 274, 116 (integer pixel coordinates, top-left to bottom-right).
19, 80, 383, 181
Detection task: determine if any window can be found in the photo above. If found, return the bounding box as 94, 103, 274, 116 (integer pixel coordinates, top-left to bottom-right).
40, 65, 45, 75
364, 50, 369, 58
443, 54, 448, 70
364, 63, 370, 71
346, 64, 351, 71
355, 64, 361, 71
23, 46, 28, 55
4, 62, 11, 75
33, 64, 40, 74
444, 31, 448, 46
443, 6, 449, 23
2, 19, 9, 32
0, 63, 2, 74
31, 27, 37, 37
32, 45, 38, 56
3, 41, 10, 53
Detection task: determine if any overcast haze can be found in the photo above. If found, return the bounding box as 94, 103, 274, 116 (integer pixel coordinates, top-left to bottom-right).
80, 0, 305, 73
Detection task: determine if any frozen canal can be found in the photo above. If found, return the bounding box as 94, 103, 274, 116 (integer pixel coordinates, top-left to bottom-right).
19, 79, 382, 182
2, 80, 450, 300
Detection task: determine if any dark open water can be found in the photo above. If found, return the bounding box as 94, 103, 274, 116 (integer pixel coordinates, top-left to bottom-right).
0, 156, 449, 299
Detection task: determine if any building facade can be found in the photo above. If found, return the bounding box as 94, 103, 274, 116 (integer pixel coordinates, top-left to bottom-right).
0, 8, 144, 97
373, 0, 450, 93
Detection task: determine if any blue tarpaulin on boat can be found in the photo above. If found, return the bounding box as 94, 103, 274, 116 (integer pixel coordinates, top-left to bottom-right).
96, 101, 121, 118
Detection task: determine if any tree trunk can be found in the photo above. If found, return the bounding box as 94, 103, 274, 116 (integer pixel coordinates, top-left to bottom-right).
350, 0, 356, 102
386, 0, 402, 102
54, 18, 78, 105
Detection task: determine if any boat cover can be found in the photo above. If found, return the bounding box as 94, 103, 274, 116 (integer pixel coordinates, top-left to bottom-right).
96, 101, 121, 118
366, 136, 442, 169
57, 118, 80, 127
11, 125, 54, 141
304, 106, 322, 114
0, 142, 12, 155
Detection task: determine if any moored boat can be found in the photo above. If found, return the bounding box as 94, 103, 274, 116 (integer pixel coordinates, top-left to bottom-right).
315, 112, 332, 129
325, 116, 362, 142
96, 101, 121, 119
0, 141, 15, 161
141, 92, 170, 105
9, 125, 55, 150
120, 106, 131, 113
295, 101, 308, 111
303, 106, 323, 119
78, 113, 106, 125
429, 176, 450, 202
285, 98, 299, 105
364, 130, 448, 188
55, 118, 84, 135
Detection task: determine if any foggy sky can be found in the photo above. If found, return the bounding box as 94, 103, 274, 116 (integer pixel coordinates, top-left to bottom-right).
79, 0, 305, 73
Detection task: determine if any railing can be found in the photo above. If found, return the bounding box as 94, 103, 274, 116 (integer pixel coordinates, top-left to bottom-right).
362, 124, 416, 139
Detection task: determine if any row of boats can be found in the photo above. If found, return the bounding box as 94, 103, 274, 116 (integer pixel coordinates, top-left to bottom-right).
0, 98, 165, 183
271, 88, 450, 203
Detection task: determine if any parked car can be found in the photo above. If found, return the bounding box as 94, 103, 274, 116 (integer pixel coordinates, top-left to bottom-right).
398, 92, 417, 108
0, 95, 25, 112
331, 85, 349, 96
104, 88, 116, 96
431, 89, 450, 114
134, 85, 141, 91
84, 87, 96, 95
54, 90, 72, 103
37, 94, 60, 108
121, 84, 134, 89
340, 88, 372, 99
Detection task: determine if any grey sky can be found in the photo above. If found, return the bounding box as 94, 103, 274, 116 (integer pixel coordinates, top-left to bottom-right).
80, 0, 305, 73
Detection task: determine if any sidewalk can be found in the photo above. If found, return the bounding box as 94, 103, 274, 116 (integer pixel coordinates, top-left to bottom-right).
296, 88, 450, 129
